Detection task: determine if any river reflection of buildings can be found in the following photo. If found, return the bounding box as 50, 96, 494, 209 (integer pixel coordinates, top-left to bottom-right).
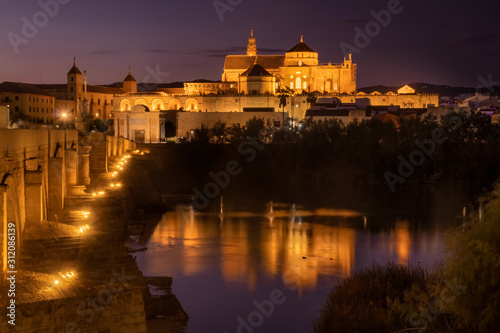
148, 205, 412, 292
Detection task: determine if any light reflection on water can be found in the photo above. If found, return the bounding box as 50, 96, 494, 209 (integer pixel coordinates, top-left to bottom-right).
135, 201, 448, 332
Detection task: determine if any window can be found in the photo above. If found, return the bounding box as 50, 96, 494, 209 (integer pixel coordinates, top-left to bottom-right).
91, 98, 94, 104
299, 61, 303, 66
29, 106, 31, 112
15, 96, 19, 101
70, 87, 74, 92
98, 99, 100, 106
42, 108, 44, 113
290, 82, 294, 90
111, 100, 114, 106
15, 106, 19, 112
303, 82, 307, 90
71, 77, 74, 82
295, 77, 302, 91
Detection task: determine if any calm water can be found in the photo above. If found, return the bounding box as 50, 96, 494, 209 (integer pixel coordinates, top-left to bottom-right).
134, 186, 474, 333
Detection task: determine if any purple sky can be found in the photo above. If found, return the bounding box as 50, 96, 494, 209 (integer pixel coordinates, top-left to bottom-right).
0, 0, 499, 88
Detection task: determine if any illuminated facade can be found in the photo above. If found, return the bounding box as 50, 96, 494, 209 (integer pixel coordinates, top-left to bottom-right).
222, 32, 357, 94
38, 59, 125, 121
0, 81, 56, 124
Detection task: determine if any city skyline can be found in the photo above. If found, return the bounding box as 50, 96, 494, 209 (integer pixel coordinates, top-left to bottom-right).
1, 0, 499, 88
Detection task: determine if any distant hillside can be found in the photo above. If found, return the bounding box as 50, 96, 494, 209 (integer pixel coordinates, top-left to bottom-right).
358, 83, 500, 97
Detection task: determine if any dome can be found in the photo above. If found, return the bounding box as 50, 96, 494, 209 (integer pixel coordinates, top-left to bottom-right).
287, 35, 316, 53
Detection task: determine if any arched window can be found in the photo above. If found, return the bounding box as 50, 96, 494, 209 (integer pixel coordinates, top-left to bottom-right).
295, 77, 302, 91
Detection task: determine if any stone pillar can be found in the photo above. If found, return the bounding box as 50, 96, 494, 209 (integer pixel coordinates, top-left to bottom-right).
89, 133, 108, 173
65, 148, 78, 186
107, 139, 112, 157
114, 117, 119, 138
125, 115, 130, 140
48, 157, 64, 216
24, 170, 43, 225
118, 138, 124, 156
146, 119, 151, 143
0, 185, 7, 273
78, 144, 91, 185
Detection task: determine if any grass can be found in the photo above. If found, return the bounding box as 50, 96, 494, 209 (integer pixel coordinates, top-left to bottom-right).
313, 263, 427, 333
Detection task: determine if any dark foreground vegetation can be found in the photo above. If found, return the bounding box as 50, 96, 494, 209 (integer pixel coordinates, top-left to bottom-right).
313, 183, 500, 333
178, 111, 500, 191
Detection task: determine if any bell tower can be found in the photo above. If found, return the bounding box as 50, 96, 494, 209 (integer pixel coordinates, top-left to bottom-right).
123, 67, 137, 93
67, 57, 83, 101
247, 30, 257, 57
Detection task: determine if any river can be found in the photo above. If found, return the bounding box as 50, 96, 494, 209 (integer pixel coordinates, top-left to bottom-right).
133, 184, 477, 332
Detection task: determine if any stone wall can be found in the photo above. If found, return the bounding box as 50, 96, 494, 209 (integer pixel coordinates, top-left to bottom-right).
0, 129, 135, 273
176, 111, 289, 137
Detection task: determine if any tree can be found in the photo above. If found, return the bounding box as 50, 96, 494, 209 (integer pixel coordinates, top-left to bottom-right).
191, 124, 210, 145
307, 93, 318, 108
210, 121, 227, 144
244, 116, 266, 138
279, 93, 288, 129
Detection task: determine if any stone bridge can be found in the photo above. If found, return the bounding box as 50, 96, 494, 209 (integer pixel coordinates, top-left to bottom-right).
0, 129, 135, 274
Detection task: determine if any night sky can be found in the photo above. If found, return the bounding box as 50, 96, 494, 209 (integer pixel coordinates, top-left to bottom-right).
0, 0, 498, 88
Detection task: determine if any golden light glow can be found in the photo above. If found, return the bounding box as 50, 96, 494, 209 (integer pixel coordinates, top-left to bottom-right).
79, 225, 90, 233
395, 220, 411, 263
54, 271, 78, 287
149, 207, 358, 293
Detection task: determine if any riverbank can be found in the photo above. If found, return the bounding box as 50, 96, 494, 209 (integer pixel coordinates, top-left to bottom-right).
313, 182, 500, 333
1, 151, 188, 333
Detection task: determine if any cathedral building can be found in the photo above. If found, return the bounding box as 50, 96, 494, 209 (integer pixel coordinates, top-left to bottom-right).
222, 31, 357, 94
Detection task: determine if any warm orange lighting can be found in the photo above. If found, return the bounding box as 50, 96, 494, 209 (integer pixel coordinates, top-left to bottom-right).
79, 225, 90, 233
58, 271, 78, 281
